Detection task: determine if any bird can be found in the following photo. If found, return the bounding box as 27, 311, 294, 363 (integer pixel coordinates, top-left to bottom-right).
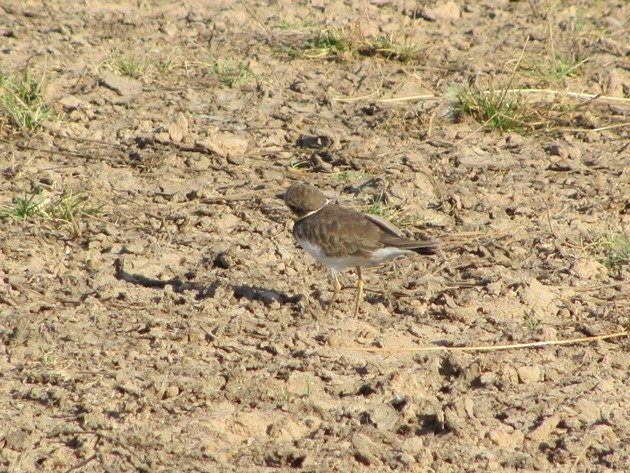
279, 182, 437, 317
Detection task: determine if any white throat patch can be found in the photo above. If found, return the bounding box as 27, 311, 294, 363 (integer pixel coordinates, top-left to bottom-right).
298, 199, 329, 219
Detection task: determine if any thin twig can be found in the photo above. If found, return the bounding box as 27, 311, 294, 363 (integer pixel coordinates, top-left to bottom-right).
572, 281, 628, 292
498, 35, 529, 107
454, 113, 498, 145
548, 23, 555, 66
239, 0, 268, 34
332, 89, 629, 105
344, 330, 628, 353
331, 91, 380, 102
569, 441, 592, 473
331, 93, 440, 103
441, 227, 522, 239
501, 89, 630, 103
377, 94, 440, 103
545, 196, 556, 238
63, 436, 101, 473
527, 0, 539, 18
532, 122, 629, 134
64, 453, 97, 473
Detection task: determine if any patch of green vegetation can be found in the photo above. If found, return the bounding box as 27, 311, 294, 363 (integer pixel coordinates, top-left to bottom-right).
573, 10, 586, 32
309, 30, 350, 56
0, 190, 103, 225
0, 192, 42, 220
0, 69, 51, 129
279, 386, 290, 403
211, 58, 254, 87
105, 53, 150, 78
389, 212, 425, 228
157, 57, 176, 73
284, 29, 420, 63
525, 315, 541, 330
596, 230, 630, 268
336, 170, 368, 182
360, 35, 420, 63
287, 157, 319, 173
276, 16, 315, 30
286, 29, 351, 59
453, 84, 530, 132
364, 194, 389, 218
47, 191, 104, 222
452, 79, 609, 132
525, 52, 588, 83
364, 193, 423, 228
281, 27, 422, 64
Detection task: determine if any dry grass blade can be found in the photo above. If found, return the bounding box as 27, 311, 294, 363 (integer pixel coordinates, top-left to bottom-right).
333, 89, 629, 105
344, 330, 628, 353
503, 89, 630, 104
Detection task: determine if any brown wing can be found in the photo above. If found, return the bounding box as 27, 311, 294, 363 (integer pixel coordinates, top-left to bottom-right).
292, 205, 381, 258
297, 204, 436, 258
366, 214, 438, 254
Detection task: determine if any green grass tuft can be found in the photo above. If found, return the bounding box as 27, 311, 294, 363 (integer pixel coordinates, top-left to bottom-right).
364, 193, 424, 228
596, 230, 630, 268
283, 29, 420, 63
0, 69, 51, 129
0, 193, 42, 220
359, 35, 420, 63
0, 190, 103, 225
211, 58, 254, 87
364, 195, 390, 218
105, 53, 150, 78
47, 191, 104, 222
275, 16, 315, 30
524, 52, 588, 84
285, 29, 351, 59
453, 85, 530, 132
310, 30, 350, 56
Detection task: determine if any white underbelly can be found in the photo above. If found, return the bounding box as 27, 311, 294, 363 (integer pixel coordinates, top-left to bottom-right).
296, 237, 411, 273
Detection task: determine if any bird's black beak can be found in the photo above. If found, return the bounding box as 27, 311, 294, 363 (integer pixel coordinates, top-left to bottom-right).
275, 192, 285, 200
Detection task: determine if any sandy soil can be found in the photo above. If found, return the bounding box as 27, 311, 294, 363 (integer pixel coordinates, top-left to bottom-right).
1, 1, 629, 471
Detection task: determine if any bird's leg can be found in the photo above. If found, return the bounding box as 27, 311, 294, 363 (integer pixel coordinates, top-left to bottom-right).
324, 272, 341, 317
353, 266, 364, 318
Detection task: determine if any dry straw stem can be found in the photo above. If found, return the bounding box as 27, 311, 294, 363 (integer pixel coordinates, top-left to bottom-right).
533, 121, 630, 135
378, 94, 440, 103
502, 89, 630, 104
332, 90, 629, 106
345, 330, 628, 353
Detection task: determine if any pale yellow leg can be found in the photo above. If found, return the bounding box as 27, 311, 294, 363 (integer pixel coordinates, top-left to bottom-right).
323, 273, 341, 317
353, 267, 364, 318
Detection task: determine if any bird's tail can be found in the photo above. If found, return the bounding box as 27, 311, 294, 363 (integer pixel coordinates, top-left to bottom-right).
379, 234, 439, 255
411, 239, 438, 255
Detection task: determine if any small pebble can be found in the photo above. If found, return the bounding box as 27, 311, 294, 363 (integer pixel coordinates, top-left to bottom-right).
164, 385, 179, 399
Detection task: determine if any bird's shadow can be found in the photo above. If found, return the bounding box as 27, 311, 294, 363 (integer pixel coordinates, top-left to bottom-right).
113, 258, 303, 305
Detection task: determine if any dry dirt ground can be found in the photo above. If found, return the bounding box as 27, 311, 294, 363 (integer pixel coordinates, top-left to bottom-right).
1, 1, 629, 472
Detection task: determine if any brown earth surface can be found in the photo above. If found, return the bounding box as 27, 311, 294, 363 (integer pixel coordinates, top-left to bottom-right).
1, 1, 629, 472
